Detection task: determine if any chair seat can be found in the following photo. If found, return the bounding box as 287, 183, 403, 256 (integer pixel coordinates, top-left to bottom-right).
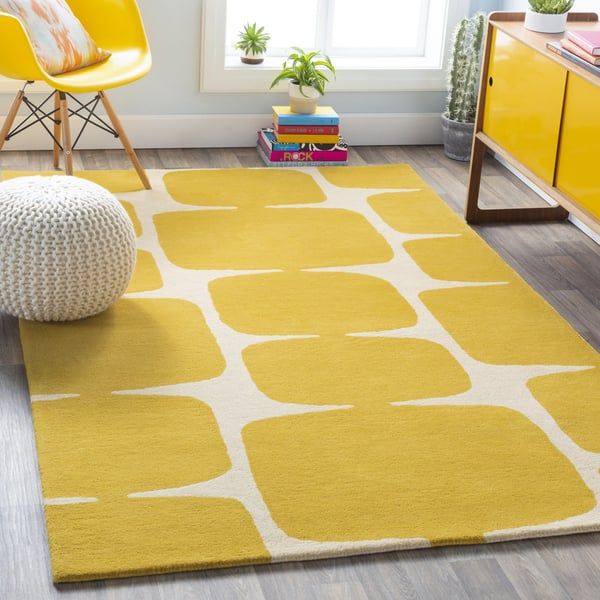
45, 49, 151, 94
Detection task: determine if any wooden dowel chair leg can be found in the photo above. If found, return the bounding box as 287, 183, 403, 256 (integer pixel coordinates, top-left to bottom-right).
0, 90, 25, 153
59, 92, 73, 176
98, 91, 151, 190
53, 91, 61, 169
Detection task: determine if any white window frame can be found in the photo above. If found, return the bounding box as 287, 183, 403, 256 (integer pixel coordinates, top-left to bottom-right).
201, 0, 471, 93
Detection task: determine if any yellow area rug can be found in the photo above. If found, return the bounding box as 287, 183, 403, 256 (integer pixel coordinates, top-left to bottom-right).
9, 165, 600, 582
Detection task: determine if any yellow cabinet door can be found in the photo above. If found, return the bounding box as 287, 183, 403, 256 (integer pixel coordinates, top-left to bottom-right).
556, 73, 600, 220
483, 28, 567, 184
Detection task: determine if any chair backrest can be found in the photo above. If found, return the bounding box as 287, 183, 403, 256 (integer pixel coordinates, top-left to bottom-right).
0, 0, 149, 81
65, 0, 148, 53
0, 13, 44, 81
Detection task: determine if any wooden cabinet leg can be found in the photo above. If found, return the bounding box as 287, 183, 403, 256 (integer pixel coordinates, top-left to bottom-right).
53, 91, 61, 169
99, 91, 151, 190
465, 136, 487, 223
59, 92, 73, 176
464, 134, 568, 224
0, 91, 25, 153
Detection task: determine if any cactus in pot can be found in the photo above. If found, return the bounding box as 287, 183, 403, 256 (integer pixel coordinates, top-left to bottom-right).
442, 13, 486, 161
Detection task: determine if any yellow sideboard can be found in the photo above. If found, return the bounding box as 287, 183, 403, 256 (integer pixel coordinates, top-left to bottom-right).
556, 72, 600, 219
466, 12, 600, 235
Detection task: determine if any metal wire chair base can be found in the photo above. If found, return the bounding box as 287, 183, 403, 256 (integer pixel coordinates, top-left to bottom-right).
6, 82, 119, 151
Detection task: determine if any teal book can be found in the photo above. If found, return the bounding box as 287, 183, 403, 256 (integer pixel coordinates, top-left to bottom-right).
273, 105, 340, 126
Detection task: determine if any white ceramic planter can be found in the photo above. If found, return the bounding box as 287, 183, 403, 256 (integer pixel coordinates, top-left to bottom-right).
240, 51, 265, 65
288, 81, 320, 114
524, 10, 569, 34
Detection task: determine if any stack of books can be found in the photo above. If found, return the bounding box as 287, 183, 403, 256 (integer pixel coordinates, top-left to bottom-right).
547, 30, 600, 76
257, 106, 348, 167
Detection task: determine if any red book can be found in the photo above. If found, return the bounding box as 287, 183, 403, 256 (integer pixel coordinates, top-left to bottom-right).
560, 38, 600, 65
275, 124, 340, 135
566, 30, 600, 56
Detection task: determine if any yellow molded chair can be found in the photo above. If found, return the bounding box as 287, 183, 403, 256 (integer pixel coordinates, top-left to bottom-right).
0, 0, 152, 189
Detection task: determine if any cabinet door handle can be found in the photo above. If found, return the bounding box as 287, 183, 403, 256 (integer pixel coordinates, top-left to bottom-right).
489, 76, 494, 87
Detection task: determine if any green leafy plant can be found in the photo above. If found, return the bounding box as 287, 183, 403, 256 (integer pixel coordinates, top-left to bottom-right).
445, 13, 486, 123
270, 47, 336, 96
234, 23, 270, 55
528, 0, 574, 14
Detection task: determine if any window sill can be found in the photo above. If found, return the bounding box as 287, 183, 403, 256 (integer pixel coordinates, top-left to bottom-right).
204, 56, 448, 93
224, 54, 443, 71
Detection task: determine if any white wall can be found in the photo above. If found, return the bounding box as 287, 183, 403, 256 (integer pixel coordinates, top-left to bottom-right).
0, 0, 500, 147
0, 0, 500, 118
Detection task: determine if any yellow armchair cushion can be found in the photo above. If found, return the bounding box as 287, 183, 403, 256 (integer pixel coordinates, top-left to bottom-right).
0, 0, 110, 75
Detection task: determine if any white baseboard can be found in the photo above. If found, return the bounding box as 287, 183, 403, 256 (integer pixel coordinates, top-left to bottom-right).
0, 79, 49, 93
493, 154, 600, 246
0, 112, 442, 150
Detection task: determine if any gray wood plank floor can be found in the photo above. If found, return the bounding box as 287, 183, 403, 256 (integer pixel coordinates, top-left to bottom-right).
1, 146, 599, 600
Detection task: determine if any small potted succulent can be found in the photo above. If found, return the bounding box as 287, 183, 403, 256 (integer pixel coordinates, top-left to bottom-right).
442, 13, 486, 162
525, 0, 574, 34
270, 47, 336, 114
235, 22, 270, 64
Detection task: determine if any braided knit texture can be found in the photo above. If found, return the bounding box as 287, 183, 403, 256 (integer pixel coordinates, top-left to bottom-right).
0, 176, 136, 321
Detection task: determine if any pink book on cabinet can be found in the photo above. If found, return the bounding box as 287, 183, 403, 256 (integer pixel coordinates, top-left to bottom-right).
560, 38, 600, 65
566, 30, 600, 56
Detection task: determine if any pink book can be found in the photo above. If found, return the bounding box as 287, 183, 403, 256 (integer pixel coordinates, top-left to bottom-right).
560, 38, 600, 65
258, 135, 347, 162
566, 30, 600, 56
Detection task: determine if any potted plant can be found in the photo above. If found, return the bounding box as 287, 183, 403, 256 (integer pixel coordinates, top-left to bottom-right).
235, 23, 270, 65
442, 13, 486, 162
270, 48, 336, 114
525, 0, 574, 34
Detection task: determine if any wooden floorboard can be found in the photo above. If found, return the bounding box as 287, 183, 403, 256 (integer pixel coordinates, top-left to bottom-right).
0, 146, 598, 599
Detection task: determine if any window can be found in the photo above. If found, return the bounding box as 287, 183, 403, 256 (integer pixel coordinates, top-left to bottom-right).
225, 0, 431, 59
226, 0, 320, 58
201, 0, 471, 93
328, 0, 428, 56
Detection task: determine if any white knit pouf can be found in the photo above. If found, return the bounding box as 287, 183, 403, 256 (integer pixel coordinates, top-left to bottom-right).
0, 176, 136, 321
